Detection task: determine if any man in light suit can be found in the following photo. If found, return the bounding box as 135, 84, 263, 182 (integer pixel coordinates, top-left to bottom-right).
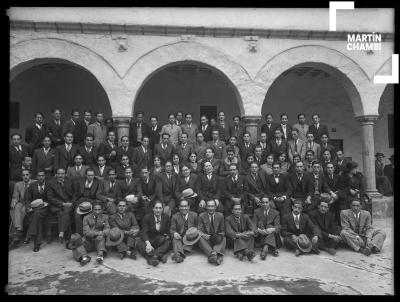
340, 199, 386, 256
305, 132, 321, 161
32, 136, 56, 178
288, 129, 306, 163
170, 199, 199, 263
197, 200, 226, 265
160, 113, 182, 146
308, 114, 329, 144
253, 197, 282, 259
292, 113, 309, 142
180, 113, 198, 145
87, 112, 107, 148
66, 154, 88, 185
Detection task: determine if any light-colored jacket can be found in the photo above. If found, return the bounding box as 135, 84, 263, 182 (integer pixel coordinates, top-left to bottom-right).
87, 122, 107, 148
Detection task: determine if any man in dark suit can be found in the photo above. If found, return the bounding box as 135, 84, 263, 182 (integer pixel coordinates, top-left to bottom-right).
266, 162, 293, 219
92, 155, 112, 181
197, 200, 226, 265
46, 167, 74, 243
148, 116, 162, 155
244, 162, 268, 210
277, 114, 293, 141
269, 128, 288, 160
117, 166, 143, 220
256, 132, 271, 158
223, 163, 246, 216
81, 110, 93, 140
129, 111, 150, 148
289, 161, 314, 209
320, 133, 336, 161
154, 133, 175, 165
197, 161, 223, 213
308, 114, 329, 144
32, 136, 56, 178
229, 116, 245, 145
212, 111, 230, 143
260, 113, 279, 142
253, 146, 266, 167
98, 130, 118, 168
10, 155, 32, 183
253, 197, 282, 259
46, 108, 64, 147
9, 133, 29, 174
78, 134, 99, 167
116, 136, 136, 166
136, 201, 171, 266
309, 196, 342, 255
96, 168, 119, 215
335, 150, 349, 175
131, 136, 152, 177
225, 203, 257, 261
54, 132, 79, 171
156, 161, 180, 217
238, 131, 256, 162
175, 133, 193, 163
25, 112, 47, 155
178, 166, 199, 199
324, 162, 341, 223
198, 115, 212, 142
170, 199, 199, 263
62, 110, 85, 146
138, 167, 158, 216
115, 155, 136, 180
281, 200, 320, 256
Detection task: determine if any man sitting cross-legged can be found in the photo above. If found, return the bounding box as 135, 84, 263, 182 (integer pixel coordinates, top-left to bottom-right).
225, 202, 257, 262
252, 196, 282, 260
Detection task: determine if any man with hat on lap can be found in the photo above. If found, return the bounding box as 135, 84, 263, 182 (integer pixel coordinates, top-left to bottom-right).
170, 199, 199, 263
281, 199, 320, 256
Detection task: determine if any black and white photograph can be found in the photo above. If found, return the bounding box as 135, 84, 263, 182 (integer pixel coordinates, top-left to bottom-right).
7, 4, 395, 295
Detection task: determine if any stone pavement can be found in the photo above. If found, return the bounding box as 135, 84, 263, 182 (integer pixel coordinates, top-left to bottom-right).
7, 218, 393, 295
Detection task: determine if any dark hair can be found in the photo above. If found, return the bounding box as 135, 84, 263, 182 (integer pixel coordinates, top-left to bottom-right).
150, 115, 158, 120
185, 112, 192, 118
70, 109, 80, 115
35, 169, 45, 176
51, 108, 61, 114
272, 162, 281, 168
232, 115, 241, 121
297, 113, 305, 119
136, 111, 144, 116
162, 133, 170, 138
10, 133, 22, 139
85, 168, 94, 175
34, 112, 44, 118
85, 133, 95, 140
306, 150, 315, 155
280, 113, 288, 119
265, 113, 273, 118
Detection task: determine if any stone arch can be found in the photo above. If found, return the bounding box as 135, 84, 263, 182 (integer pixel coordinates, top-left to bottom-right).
10, 38, 129, 117
255, 45, 378, 117
124, 41, 258, 116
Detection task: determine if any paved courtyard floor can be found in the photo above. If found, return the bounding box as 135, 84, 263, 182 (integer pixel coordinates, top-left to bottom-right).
7, 218, 393, 295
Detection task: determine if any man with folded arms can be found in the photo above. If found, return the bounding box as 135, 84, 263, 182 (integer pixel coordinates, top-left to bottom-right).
281, 200, 320, 256
108, 200, 140, 260
253, 196, 282, 260
197, 200, 226, 265
170, 199, 199, 263
225, 203, 257, 261
340, 199, 386, 256
136, 201, 171, 266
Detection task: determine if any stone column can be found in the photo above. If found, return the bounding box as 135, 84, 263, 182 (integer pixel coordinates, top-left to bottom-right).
356, 115, 382, 198
243, 116, 261, 144
113, 116, 131, 147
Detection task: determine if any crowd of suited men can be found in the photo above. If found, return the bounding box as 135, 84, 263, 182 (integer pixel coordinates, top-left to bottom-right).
9, 109, 388, 266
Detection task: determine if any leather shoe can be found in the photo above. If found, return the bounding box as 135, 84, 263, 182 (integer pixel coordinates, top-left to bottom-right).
312, 248, 320, 255
23, 238, 30, 244
216, 255, 223, 265
160, 254, 168, 263
96, 254, 104, 264
360, 247, 371, 256
208, 254, 217, 264
371, 246, 380, 253
148, 256, 159, 266
80, 256, 91, 266
271, 249, 279, 257
237, 252, 244, 261
325, 248, 336, 255
33, 245, 40, 252
127, 250, 137, 260
295, 249, 301, 257
58, 236, 64, 244
260, 253, 266, 260
246, 250, 256, 261
119, 252, 126, 260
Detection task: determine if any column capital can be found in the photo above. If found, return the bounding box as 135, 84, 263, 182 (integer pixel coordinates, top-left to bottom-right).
355, 115, 379, 124
243, 115, 261, 125
113, 116, 131, 127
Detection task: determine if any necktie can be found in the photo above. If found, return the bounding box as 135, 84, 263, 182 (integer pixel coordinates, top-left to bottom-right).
24, 182, 28, 189
208, 174, 211, 181
183, 216, 189, 234
66, 144, 71, 152
295, 140, 298, 153
330, 175, 333, 181
167, 173, 170, 180
202, 126, 205, 132
17, 146, 22, 153
252, 174, 257, 182
110, 182, 114, 190
294, 215, 300, 229
314, 177, 319, 194
171, 124, 173, 129
210, 215, 215, 234
355, 214, 360, 233
185, 177, 189, 183
39, 185, 44, 194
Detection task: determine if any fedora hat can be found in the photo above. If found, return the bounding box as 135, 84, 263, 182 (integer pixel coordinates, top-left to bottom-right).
125, 194, 138, 203
296, 234, 312, 253
106, 227, 124, 247
375, 152, 385, 158
67, 233, 84, 249
76, 201, 93, 215
319, 193, 332, 204
182, 227, 201, 245
30, 199, 48, 210
181, 188, 197, 199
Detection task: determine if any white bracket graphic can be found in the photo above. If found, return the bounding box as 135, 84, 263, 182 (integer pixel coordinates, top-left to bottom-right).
374, 54, 399, 84
329, 1, 354, 31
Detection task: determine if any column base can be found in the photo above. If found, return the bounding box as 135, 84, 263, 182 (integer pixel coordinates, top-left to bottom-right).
366, 190, 383, 199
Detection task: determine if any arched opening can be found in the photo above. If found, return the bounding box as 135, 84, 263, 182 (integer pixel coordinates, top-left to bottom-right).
375, 84, 394, 163
261, 62, 364, 167
10, 59, 112, 139
133, 61, 242, 124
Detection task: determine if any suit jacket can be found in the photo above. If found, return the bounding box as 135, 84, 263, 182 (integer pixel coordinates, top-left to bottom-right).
238, 142, 256, 162
178, 173, 199, 193
335, 158, 350, 175
170, 211, 198, 236
63, 119, 85, 145
148, 125, 162, 151
244, 172, 268, 200
324, 172, 340, 192
256, 141, 270, 157
175, 143, 193, 162
116, 164, 136, 180
11, 180, 36, 206
24, 180, 50, 204
96, 179, 119, 202
309, 173, 331, 194
78, 146, 99, 167
281, 212, 319, 237
83, 213, 110, 238
265, 174, 293, 198
208, 140, 227, 160
98, 141, 118, 167
117, 146, 137, 166
117, 178, 142, 200
46, 178, 74, 209
91, 164, 112, 180
260, 122, 279, 141
154, 143, 175, 165
198, 211, 225, 236
55, 144, 79, 171
9, 144, 29, 173
277, 124, 293, 141
31, 147, 56, 176
229, 124, 245, 143
288, 173, 313, 199
305, 142, 321, 160
129, 121, 150, 147
73, 178, 100, 205
288, 139, 307, 162
308, 210, 341, 240
25, 123, 47, 152
46, 119, 64, 146
66, 165, 88, 184
292, 123, 309, 142
156, 172, 180, 202
87, 122, 107, 148
180, 123, 198, 145
253, 207, 281, 232
198, 124, 212, 142
269, 139, 288, 159
340, 209, 374, 238
141, 213, 170, 241
225, 214, 256, 239
139, 175, 158, 201
308, 124, 329, 144
212, 123, 230, 142
160, 124, 182, 146
10, 165, 32, 182
198, 173, 221, 201
320, 143, 336, 161
223, 175, 246, 199
109, 212, 139, 231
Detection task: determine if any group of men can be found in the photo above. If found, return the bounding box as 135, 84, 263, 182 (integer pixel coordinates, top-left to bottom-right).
9, 109, 388, 266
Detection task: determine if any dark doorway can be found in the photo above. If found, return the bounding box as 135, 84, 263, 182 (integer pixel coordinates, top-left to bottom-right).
200, 105, 217, 122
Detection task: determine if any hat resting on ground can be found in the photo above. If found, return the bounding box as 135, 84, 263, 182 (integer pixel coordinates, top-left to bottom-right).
76, 201, 93, 215
106, 227, 124, 247
30, 199, 48, 210
296, 234, 312, 253
182, 227, 201, 245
